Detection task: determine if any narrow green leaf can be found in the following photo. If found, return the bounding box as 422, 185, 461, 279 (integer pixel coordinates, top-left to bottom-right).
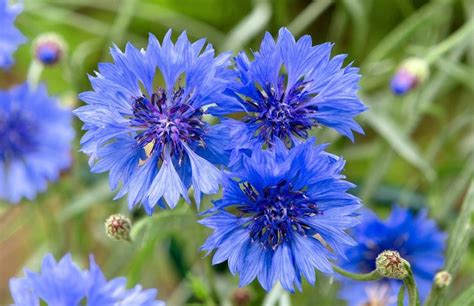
287, 0, 332, 36
363, 111, 436, 181
450, 283, 474, 306
220, 0, 272, 51
57, 180, 112, 222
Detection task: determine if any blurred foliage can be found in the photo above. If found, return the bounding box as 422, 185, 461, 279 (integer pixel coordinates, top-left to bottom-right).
0, 0, 473, 305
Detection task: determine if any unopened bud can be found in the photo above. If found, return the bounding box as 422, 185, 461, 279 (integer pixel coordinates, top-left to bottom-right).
232, 288, 251, 306
434, 271, 452, 288
376, 250, 410, 279
33, 33, 66, 66
390, 57, 429, 95
105, 214, 131, 241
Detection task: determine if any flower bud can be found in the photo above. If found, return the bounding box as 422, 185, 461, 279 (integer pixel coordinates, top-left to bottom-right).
33, 33, 66, 66
434, 271, 452, 288
390, 57, 429, 95
232, 288, 251, 306
375, 250, 410, 279
105, 214, 131, 241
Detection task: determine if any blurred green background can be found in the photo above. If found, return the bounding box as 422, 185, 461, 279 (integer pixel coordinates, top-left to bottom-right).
0, 0, 473, 305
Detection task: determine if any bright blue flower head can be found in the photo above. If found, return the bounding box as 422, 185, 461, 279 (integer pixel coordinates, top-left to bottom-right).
0, 0, 26, 69
211, 27, 366, 163
0, 82, 73, 203
338, 206, 446, 306
200, 139, 361, 292
75, 31, 234, 213
9, 253, 165, 306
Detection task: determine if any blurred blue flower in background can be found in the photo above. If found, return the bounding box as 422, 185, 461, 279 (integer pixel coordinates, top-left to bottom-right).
9, 253, 165, 306
211, 27, 367, 167
200, 139, 361, 292
0, 82, 73, 203
0, 0, 26, 69
338, 206, 446, 306
75, 31, 234, 213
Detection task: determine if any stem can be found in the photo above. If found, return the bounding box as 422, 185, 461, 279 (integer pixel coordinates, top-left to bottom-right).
404, 266, 420, 306
332, 264, 382, 281
398, 283, 406, 306
26, 60, 44, 89
109, 0, 139, 44
425, 19, 474, 64
263, 283, 285, 306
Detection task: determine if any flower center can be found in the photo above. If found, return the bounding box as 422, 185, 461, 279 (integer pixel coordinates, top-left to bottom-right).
238, 179, 322, 250
244, 77, 317, 147
130, 88, 206, 161
0, 110, 38, 161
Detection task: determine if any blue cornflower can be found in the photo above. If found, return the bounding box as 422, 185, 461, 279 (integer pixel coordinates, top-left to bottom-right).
0, 0, 26, 69
211, 27, 367, 165
9, 253, 165, 306
338, 206, 446, 306
74, 31, 234, 213
200, 139, 361, 292
0, 82, 73, 203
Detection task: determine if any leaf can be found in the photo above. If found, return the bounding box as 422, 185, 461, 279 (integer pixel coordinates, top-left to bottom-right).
363, 111, 436, 181
449, 283, 474, 306
57, 180, 112, 222
220, 0, 272, 50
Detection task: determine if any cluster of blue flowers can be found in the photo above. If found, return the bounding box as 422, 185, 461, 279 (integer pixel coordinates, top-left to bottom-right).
1, 1, 446, 303
9, 253, 165, 306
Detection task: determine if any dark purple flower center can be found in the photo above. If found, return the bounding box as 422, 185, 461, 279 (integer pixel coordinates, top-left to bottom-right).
130, 88, 206, 161
238, 179, 322, 250
244, 76, 318, 147
0, 110, 38, 161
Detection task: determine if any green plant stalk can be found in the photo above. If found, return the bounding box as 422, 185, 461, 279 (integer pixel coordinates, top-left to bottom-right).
398, 284, 406, 306
426, 181, 474, 306
26, 60, 44, 89
404, 265, 420, 306
425, 19, 474, 64
332, 265, 382, 281
109, 0, 139, 45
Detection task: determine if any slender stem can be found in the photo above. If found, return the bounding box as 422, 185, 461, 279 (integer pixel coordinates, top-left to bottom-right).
404, 266, 420, 306
26, 60, 44, 89
109, 0, 139, 44
425, 19, 474, 64
398, 283, 406, 306
263, 283, 285, 306
332, 264, 382, 281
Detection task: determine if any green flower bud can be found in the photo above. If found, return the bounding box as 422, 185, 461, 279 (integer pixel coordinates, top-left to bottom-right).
105, 214, 131, 241
434, 271, 452, 288
375, 250, 410, 279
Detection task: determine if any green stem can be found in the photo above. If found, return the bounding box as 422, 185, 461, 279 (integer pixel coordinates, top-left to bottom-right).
398, 283, 406, 306
26, 60, 44, 88
263, 283, 285, 306
404, 266, 420, 306
332, 265, 382, 281
425, 19, 474, 64
109, 0, 139, 44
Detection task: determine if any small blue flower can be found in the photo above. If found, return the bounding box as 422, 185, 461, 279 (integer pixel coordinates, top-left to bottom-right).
0, 82, 73, 203
211, 27, 366, 165
75, 31, 234, 213
200, 139, 361, 292
9, 253, 165, 306
0, 0, 26, 69
338, 206, 446, 306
